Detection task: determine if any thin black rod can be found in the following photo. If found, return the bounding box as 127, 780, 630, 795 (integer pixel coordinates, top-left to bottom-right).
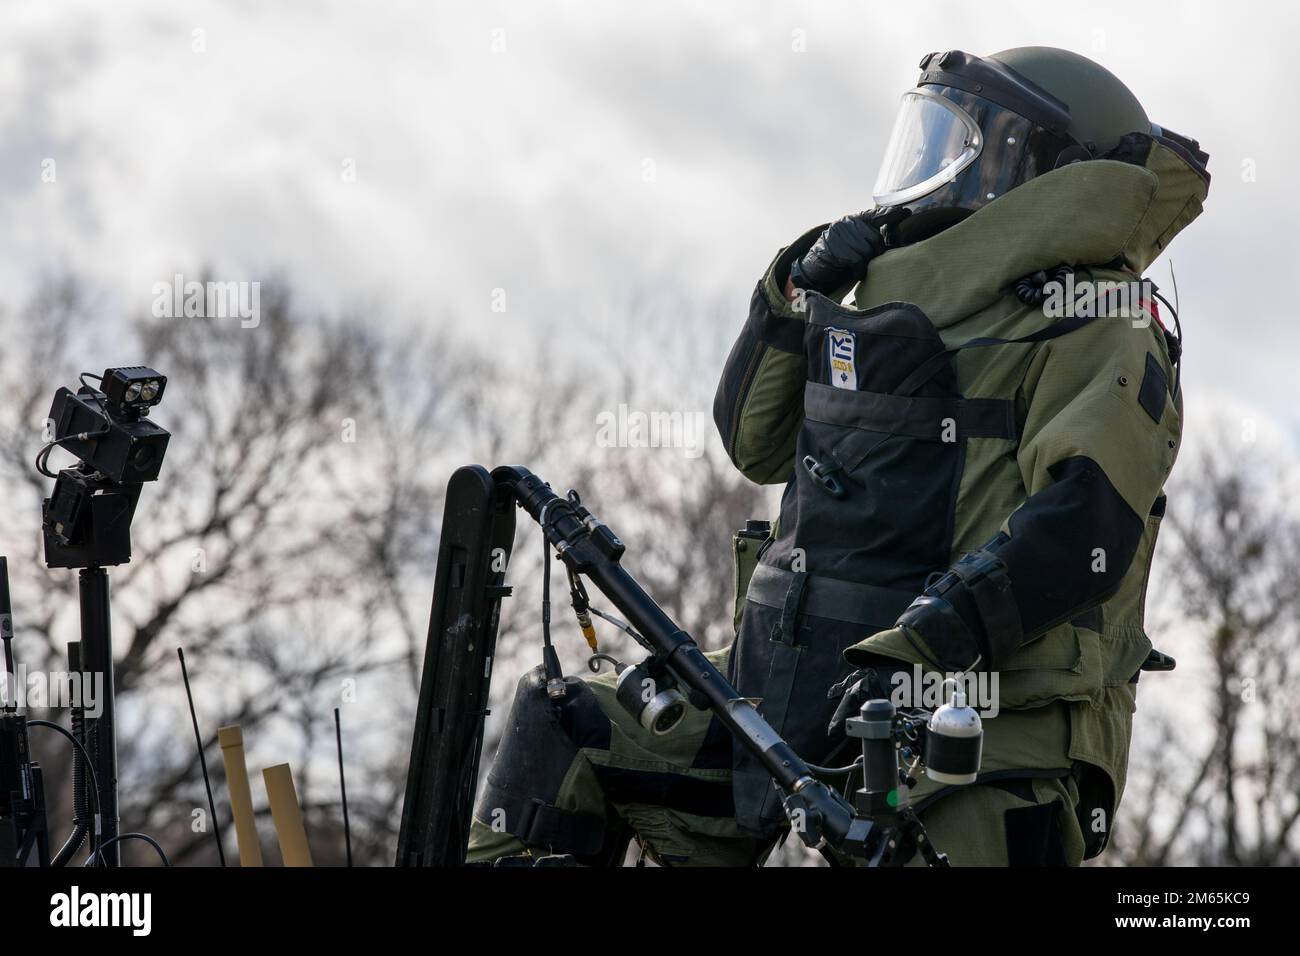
0, 556, 16, 711
177, 646, 226, 866
335, 707, 352, 867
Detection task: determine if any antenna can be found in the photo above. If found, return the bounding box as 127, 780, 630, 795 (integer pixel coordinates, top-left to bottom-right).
335, 707, 352, 867
1, 557, 16, 712
177, 647, 226, 866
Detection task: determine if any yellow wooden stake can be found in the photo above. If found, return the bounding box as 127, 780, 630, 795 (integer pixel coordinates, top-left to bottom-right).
263, 763, 314, 867
217, 725, 263, 867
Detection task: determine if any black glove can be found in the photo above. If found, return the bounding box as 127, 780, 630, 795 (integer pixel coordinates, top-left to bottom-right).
788, 211, 889, 294
826, 663, 902, 741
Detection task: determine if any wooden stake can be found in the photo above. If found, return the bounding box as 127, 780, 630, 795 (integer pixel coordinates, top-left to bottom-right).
217, 725, 263, 867
263, 763, 313, 867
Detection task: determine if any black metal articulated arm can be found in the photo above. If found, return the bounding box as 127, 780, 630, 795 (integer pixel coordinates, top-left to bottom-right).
490, 465, 862, 852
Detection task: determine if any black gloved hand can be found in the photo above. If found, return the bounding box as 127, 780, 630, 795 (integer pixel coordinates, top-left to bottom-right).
826, 663, 898, 741
788, 211, 889, 294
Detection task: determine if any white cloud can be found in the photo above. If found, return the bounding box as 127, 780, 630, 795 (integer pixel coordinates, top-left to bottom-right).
2, 0, 1296, 441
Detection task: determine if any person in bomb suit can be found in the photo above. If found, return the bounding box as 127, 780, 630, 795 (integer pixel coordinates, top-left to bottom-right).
467, 46, 1208, 866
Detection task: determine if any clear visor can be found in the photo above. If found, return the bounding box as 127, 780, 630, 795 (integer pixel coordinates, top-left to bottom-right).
871, 88, 983, 207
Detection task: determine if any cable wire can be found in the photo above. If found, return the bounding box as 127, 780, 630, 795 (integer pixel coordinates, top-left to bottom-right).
86, 832, 171, 867
26, 718, 103, 865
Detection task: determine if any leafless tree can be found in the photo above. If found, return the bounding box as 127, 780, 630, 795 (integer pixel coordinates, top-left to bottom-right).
0, 277, 466, 864
1110, 426, 1300, 865
0, 275, 774, 866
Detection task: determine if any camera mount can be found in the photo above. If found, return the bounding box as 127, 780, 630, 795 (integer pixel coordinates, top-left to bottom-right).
34, 367, 170, 866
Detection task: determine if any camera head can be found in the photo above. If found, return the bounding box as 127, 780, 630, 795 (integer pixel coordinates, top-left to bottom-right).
40, 366, 171, 569
47, 367, 170, 485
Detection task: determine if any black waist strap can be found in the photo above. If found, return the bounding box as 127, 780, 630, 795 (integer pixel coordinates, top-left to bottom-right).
805, 382, 1019, 441
746, 563, 915, 632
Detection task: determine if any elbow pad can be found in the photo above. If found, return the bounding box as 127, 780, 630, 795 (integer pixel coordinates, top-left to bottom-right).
896, 538, 1022, 672
897, 457, 1146, 672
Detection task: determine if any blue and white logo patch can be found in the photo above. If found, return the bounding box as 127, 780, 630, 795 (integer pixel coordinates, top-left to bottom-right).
827, 327, 856, 390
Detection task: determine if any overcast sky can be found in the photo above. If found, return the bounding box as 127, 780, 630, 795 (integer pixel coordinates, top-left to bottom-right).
4, 0, 1296, 453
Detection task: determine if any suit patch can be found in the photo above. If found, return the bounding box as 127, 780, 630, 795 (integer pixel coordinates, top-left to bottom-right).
827, 328, 856, 390
1138, 351, 1167, 424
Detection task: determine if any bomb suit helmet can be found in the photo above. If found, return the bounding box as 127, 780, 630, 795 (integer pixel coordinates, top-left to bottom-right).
871, 47, 1206, 243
